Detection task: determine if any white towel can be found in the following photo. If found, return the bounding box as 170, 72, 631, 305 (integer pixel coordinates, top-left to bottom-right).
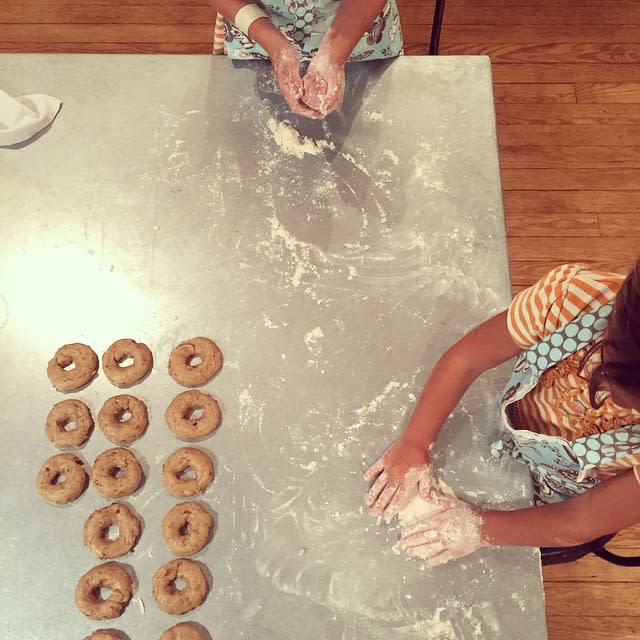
0, 89, 62, 147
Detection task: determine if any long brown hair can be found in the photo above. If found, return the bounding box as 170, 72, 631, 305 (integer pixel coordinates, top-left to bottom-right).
579, 259, 640, 408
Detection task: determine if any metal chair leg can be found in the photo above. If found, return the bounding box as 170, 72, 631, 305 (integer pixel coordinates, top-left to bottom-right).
429, 0, 447, 55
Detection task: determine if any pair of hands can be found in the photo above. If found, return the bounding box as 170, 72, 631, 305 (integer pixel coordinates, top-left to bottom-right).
364, 437, 486, 566
272, 44, 345, 119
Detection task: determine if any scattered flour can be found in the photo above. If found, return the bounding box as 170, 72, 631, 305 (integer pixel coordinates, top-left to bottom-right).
304, 326, 325, 352
267, 119, 335, 159
383, 149, 400, 165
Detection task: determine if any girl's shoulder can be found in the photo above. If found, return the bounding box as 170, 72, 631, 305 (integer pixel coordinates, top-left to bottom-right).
507, 263, 625, 349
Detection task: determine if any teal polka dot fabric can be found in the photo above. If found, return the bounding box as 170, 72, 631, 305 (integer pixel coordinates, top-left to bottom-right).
493, 303, 640, 503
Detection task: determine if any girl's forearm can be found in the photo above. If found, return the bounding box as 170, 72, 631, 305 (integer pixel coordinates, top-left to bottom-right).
401, 346, 484, 448
482, 470, 640, 548
320, 0, 388, 63
208, 0, 289, 56
481, 504, 588, 548
401, 310, 521, 452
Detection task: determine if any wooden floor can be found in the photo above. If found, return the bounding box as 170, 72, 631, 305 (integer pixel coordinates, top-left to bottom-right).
2, 1, 640, 638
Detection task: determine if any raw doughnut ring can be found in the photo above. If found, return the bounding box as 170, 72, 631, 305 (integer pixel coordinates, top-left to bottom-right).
75, 562, 134, 620
165, 391, 221, 441
152, 559, 209, 615
36, 453, 88, 504
160, 622, 209, 640
98, 395, 149, 445
102, 339, 153, 388
84, 503, 142, 559
162, 502, 214, 557
162, 447, 213, 498
84, 631, 127, 640
168, 337, 222, 387
92, 448, 144, 498
91, 447, 144, 498
45, 399, 94, 449
47, 343, 98, 392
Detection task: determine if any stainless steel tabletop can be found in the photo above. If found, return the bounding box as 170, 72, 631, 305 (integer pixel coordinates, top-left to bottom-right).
0, 54, 547, 640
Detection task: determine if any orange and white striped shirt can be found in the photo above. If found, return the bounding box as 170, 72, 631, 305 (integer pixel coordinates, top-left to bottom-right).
506, 264, 640, 479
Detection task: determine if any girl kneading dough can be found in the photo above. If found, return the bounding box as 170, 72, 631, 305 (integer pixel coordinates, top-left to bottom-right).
209, 0, 402, 118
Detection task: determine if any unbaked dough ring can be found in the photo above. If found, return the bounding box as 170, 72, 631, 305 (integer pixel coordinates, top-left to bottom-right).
164, 391, 221, 441
92, 448, 144, 498
162, 447, 213, 498
83, 630, 128, 640
45, 399, 94, 449
84, 503, 142, 559
98, 395, 149, 445
75, 562, 134, 620
160, 622, 210, 640
152, 559, 209, 615
47, 343, 99, 392
36, 453, 88, 504
161, 502, 214, 556
102, 339, 153, 388
168, 338, 222, 387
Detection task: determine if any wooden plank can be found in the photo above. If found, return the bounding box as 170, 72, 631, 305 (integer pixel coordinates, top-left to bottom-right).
543, 553, 640, 582
497, 124, 640, 146
508, 236, 639, 264
0, 24, 214, 43
546, 616, 640, 640
0, 41, 212, 53
576, 83, 640, 104
496, 104, 640, 126
441, 43, 640, 64
493, 83, 576, 104
608, 524, 640, 549
402, 2, 640, 25
439, 2, 640, 25
499, 145, 640, 169
544, 582, 640, 617
509, 260, 636, 288
599, 214, 640, 237
505, 213, 599, 237
435, 24, 640, 45
0, 3, 213, 23
502, 168, 640, 191
492, 63, 640, 84
503, 190, 640, 214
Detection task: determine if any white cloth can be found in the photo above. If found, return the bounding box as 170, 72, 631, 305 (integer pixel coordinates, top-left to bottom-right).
0, 89, 62, 146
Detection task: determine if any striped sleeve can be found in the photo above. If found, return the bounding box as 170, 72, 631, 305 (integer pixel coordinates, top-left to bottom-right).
507, 264, 624, 349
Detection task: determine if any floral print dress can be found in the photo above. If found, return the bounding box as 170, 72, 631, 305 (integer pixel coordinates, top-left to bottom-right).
224, 0, 403, 61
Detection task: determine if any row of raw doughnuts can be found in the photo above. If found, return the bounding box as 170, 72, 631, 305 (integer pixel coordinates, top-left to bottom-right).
36, 446, 214, 503
84, 501, 214, 559
77, 558, 211, 620
47, 337, 223, 392
46, 390, 221, 449
85, 622, 210, 640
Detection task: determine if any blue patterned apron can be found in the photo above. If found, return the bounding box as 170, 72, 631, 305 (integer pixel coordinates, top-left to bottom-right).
224, 0, 403, 61
492, 302, 640, 504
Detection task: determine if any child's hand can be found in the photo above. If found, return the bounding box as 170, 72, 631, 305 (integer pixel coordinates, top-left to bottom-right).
399, 496, 486, 566
271, 43, 322, 119
364, 437, 431, 519
301, 48, 345, 117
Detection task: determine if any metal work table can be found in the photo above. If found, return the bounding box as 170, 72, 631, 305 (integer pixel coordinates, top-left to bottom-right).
0, 55, 547, 639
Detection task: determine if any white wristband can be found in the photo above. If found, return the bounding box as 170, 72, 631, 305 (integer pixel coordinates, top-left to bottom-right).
234, 4, 269, 36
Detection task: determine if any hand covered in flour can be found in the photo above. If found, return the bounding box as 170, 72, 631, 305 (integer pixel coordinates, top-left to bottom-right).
364, 437, 432, 519
302, 48, 345, 118
271, 42, 322, 119
399, 494, 487, 566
